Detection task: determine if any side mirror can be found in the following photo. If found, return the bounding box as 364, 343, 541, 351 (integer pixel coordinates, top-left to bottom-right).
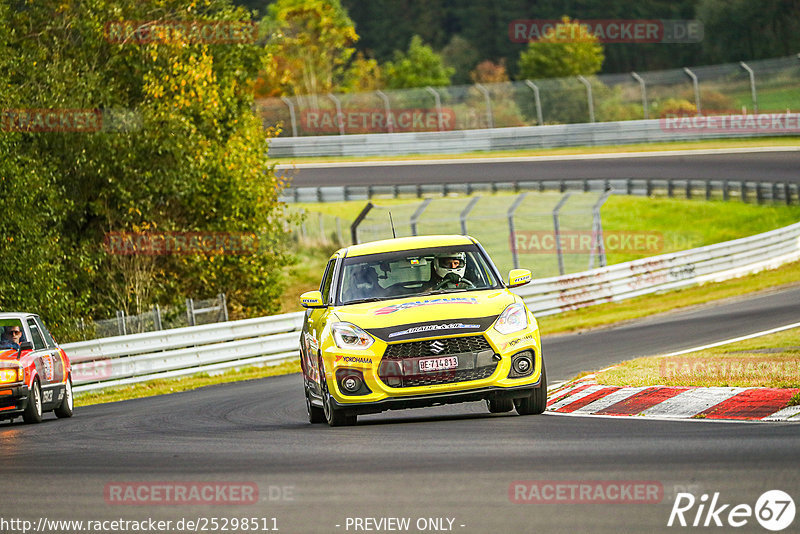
17, 341, 33, 360
300, 290, 325, 308
508, 269, 532, 288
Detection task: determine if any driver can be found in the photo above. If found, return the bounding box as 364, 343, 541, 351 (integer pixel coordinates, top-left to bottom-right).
0, 326, 23, 350
431, 252, 474, 290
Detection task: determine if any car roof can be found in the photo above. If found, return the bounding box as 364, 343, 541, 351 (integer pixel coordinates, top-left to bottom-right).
0, 312, 37, 320
340, 235, 476, 258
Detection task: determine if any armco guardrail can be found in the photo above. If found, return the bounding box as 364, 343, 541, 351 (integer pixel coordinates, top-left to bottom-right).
268, 115, 800, 158
515, 220, 800, 315
68, 222, 800, 392
67, 312, 304, 392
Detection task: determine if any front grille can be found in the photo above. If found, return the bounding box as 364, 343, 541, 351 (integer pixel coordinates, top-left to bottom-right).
383, 335, 491, 359
399, 365, 497, 388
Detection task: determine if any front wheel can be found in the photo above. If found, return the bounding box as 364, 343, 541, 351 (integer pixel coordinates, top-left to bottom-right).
319, 360, 356, 427
514, 363, 548, 415
55, 377, 74, 418
23, 379, 43, 424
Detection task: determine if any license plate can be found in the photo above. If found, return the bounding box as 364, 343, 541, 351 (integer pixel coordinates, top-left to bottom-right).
418, 356, 459, 372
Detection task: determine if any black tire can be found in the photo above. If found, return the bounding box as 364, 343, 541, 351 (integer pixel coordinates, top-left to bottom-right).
23, 379, 43, 424
305, 389, 325, 424
55, 377, 74, 418
514, 362, 548, 415
319, 359, 356, 427
487, 398, 514, 413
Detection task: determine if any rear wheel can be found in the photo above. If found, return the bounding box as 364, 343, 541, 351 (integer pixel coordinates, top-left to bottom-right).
23, 379, 43, 424
55, 377, 74, 418
305, 388, 325, 424
487, 398, 514, 413
514, 363, 548, 415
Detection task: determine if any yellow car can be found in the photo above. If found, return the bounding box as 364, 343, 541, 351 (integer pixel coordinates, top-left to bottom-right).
299, 235, 546, 426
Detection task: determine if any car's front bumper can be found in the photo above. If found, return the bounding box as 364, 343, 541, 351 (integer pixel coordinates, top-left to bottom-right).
326, 378, 543, 416
0, 384, 29, 418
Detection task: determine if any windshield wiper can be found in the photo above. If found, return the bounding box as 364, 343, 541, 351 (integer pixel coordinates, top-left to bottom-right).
344, 297, 385, 305
419, 288, 468, 296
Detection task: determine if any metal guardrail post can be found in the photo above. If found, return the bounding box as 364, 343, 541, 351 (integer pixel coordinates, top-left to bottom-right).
631, 72, 648, 119
683, 67, 701, 116
375, 90, 393, 134
280, 96, 298, 137
507, 193, 528, 270
552, 193, 571, 275
475, 83, 494, 129
425, 86, 444, 131
524, 80, 544, 125
577, 75, 595, 123
328, 93, 345, 135
460, 196, 480, 235
219, 293, 229, 322
739, 62, 758, 114
350, 202, 374, 244
409, 198, 433, 236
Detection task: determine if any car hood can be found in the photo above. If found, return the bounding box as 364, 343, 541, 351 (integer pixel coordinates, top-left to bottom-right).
333, 290, 517, 342
0, 349, 19, 362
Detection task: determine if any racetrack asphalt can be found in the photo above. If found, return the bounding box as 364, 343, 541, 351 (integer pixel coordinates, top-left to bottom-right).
3, 286, 799, 533
279, 148, 800, 187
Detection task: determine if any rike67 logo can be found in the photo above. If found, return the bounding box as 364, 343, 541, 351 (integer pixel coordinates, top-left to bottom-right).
668, 490, 795, 531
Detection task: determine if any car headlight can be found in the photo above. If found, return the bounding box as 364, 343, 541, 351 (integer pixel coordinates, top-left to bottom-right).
332, 322, 374, 350
494, 303, 529, 335
0, 367, 21, 384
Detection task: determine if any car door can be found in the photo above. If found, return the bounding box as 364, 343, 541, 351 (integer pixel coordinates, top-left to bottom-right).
305, 257, 339, 392
26, 318, 56, 403
35, 317, 66, 392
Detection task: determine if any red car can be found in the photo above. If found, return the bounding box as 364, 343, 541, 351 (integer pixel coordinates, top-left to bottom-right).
0, 312, 73, 423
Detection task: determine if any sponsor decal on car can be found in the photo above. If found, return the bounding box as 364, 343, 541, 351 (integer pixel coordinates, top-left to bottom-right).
501, 333, 534, 350
388, 323, 481, 339
374, 297, 479, 315
334, 355, 373, 365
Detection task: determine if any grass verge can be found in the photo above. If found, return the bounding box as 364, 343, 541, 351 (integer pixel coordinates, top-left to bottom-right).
74, 360, 301, 407
275, 137, 800, 164
593, 327, 800, 389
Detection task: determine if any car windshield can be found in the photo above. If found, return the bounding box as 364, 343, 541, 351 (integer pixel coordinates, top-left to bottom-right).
338, 244, 501, 305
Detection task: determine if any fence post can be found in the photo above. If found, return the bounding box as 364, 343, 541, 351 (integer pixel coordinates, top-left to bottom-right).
375, 90, 393, 133
219, 293, 229, 322
739, 62, 758, 114
335, 216, 344, 245
460, 196, 480, 235
328, 93, 345, 135
524, 80, 544, 125
280, 96, 298, 137
577, 75, 595, 123
425, 86, 444, 131
631, 72, 648, 119
508, 193, 528, 270
589, 189, 612, 269
409, 198, 433, 236
116, 310, 127, 336
153, 304, 162, 331
552, 193, 571, 275
683, 67, 701, 116
474, 83, 494, 129
186, 298, 195, 327
350, 202, 374, 244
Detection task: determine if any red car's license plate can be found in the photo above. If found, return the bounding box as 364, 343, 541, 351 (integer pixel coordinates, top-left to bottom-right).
418, 356, 459, 372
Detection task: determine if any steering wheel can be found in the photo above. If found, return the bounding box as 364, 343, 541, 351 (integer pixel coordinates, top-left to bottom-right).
434, 277, 475, 290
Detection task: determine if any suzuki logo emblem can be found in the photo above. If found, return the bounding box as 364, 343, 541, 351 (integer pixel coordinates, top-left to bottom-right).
429, 340, 446, 354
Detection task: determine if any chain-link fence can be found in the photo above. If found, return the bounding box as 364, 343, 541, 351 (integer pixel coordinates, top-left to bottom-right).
71, 294, 228, 341
347, 192, 610, 278
258, 55, 800, 136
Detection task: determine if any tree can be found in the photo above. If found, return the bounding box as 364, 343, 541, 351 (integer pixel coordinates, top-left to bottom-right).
470, 59, 510, 84
1, 0, 292, 338
517, 16, 604, 80
442, 35, 480, 85
382, 35, 454, 89
259, 0, 359, 96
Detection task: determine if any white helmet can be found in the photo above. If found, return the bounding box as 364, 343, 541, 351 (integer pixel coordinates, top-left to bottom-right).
434, 252, 466, 279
